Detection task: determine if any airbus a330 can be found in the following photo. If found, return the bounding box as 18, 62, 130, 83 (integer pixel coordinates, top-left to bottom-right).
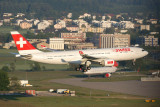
11, 31, 148, 75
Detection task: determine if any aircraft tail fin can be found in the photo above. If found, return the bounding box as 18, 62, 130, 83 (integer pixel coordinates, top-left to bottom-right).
11, 31, 42, 55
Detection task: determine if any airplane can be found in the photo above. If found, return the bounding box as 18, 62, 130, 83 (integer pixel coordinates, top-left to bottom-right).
11, 31, 148, 76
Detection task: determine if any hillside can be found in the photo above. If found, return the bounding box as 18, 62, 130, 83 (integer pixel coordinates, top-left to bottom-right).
0, 0, 160, 19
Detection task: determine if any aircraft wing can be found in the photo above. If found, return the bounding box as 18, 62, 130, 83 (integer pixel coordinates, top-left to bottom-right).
79, 51, 108, 62
41, 45, 59, 52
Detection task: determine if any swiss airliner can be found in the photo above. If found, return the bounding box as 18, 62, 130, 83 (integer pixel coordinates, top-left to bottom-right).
11, 31, 148, 73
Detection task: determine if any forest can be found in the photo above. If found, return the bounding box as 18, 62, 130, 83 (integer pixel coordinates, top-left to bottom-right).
0, 0, 160, 19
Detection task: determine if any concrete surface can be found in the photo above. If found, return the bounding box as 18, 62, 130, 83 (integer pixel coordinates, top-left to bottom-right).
50, 78, 160, 98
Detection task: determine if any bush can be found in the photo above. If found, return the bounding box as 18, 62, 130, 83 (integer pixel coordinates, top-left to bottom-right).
9, 76, 21, 90
30, 62, 41, 71
1, 66, 11, 72
0, 69, 10, 91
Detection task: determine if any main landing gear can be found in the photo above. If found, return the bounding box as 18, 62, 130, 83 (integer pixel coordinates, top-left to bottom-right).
76, 61, 92, 72
76, 65, 91, 72
132, 59, 136, 65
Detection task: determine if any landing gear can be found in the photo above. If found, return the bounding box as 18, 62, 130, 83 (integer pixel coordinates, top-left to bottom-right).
132, 59, 136, 65
83, 69, 87, 72
75, 65, 84, 71
82, 66, 91, 72
76, 61, 92, 72
87, 66, 91, 70
75, 67, 80, 71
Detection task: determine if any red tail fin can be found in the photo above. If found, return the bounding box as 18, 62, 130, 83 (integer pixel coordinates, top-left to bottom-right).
11, 31, 36, 50
11, 31, 41, 55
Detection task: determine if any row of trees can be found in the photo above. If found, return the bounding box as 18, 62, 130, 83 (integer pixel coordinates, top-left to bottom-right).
0, 61, 45, 91
1, 61, 47, 72
0, 0, 160, 19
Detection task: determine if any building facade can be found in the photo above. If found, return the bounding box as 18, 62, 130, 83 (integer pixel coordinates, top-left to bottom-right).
37, 20, 51, 30
27, 39, 47, 44
61, 32, 86, 43
66, 42, 97, 50
137, 36, 159, 46
20, 21, 32, 29
100, 34, 115, 48
49, 38, 64, 50
114, 34, 130, 47
99, 33, 130, 48
66, 25, 79, 32
140, 25, 150, 31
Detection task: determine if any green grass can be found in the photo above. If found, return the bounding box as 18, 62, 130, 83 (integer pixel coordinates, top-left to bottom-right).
0, 26, 31, 34
8, 71, 126, 97
0, 96, 160, 107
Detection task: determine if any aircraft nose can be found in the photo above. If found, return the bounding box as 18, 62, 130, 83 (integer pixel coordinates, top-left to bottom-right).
145, 51, 148, 56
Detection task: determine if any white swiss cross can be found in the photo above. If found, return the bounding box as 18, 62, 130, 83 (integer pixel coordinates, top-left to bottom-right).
16, 37, 27, 48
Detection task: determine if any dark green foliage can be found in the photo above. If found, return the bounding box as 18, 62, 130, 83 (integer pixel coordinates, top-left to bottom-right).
86, 32, 94, 38
10, 63, 16, 72
0, 69, 10, 91
42, 66, 46, 71
30, 62, 41, 71
0, 0, 160, 19
9, 76, 20, 90
0, 33, 11, 43
1, 66, 11, 72
105, 27, 115, 34
1, 63, 16, 72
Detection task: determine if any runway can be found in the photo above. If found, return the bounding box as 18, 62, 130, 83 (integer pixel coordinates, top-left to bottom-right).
50, 78, 160, 98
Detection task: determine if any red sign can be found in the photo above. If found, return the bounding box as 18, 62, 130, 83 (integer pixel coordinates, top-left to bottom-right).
107, 61, 113, 64
113, 48, 130, 52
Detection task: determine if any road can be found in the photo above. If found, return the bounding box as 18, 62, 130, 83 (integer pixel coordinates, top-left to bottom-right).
50, 78, 160, 98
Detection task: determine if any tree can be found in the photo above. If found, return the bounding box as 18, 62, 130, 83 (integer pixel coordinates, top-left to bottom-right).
0, 69, 10, 91
1, 66, 11, 72
10, 63, 16, 72
30, 62, 41, 71
10, 76, 20, 90
105, 27, 115, 34
42, 66, 46, 71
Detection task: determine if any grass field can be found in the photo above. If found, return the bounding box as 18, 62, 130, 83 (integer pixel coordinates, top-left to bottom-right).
0, 26, 31, 34
8, 71, 129, 97
1, 96, 160, 107
1, 49, 160, 107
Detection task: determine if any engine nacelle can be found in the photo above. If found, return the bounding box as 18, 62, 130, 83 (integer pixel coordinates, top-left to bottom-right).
100, 59, 118, 67
105, 73, 111, 78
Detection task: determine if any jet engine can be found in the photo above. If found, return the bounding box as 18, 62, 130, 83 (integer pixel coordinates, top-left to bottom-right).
105, 73, 111, 78
100, 59, 118, 67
